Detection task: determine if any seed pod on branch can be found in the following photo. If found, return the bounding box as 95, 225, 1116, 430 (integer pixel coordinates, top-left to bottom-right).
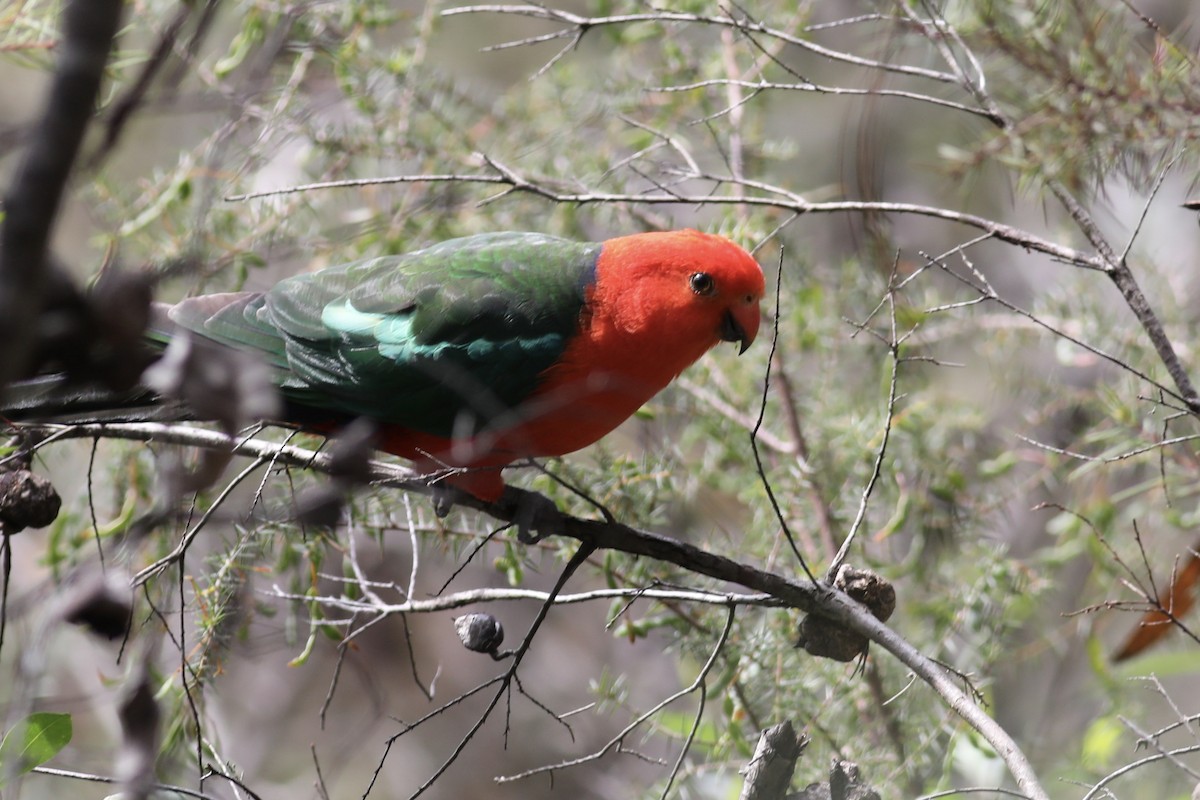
454, 613, 505, 659
795, 566, 896, 663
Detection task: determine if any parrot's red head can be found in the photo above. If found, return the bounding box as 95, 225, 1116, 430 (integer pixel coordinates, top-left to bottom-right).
505, 229, 765, 473
593, 229, 765, 362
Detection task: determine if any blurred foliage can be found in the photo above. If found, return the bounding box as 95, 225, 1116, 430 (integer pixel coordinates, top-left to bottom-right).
970, 0, 1200, 192
3, 0, 1200, 798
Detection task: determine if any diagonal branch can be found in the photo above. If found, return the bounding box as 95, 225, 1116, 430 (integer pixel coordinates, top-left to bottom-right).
906, 1, 1200, 413
828, 267, 904, 578
653, 77, 999, 122
494, 604, 736, 784
17, 418, 1049, 800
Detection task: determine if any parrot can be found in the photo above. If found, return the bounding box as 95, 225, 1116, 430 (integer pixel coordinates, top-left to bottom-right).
5, 229, 765, 524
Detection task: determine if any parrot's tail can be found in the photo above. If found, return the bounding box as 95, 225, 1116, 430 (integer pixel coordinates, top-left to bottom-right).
1, 374, 172, 426
5, 299, 305, 434
2, 300, 179, 427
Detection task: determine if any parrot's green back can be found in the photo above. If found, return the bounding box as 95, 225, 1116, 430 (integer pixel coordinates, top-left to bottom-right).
171, 233, 601, 438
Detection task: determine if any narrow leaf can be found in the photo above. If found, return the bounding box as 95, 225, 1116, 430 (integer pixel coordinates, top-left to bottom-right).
0, 712, 73, 783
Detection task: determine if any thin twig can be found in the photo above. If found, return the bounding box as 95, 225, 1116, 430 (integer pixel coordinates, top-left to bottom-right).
1081, 743, 1200, 800
442, 6, 963, 84
660, 606, 735, 798
750, 248, 815, 578
828, 260, 904, 578
363, 677, 503, 796
131, 456, 269, 586
653, 77, 997, 122
31, 767, 221, 800
916, 789, 1033, 800
924, 251, 1189, 408
1118, 710, 1200, 781
399, 543, 596, 799
1118, 150, 1183, 265
1016, 432, 1200, 464
495, 603, 736, 784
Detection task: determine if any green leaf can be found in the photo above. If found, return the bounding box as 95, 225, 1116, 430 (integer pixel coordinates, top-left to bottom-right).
978, 451, 1018, 479
288, 624, 319, 667
0, 712, 73, 783
1081, 715, 1122, 769
657, 711, 719, 748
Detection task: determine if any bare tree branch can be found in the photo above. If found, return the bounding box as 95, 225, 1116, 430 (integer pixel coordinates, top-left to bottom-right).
269, 584, 781, 617
923, 249, 1191, 408
14, 418, 1051, 800
1082, 743, 1200, 800
31, 767, 221, 800
653, 78, 998, 122
829, 261, 905, 578
494, 605, 735, 785
442, 6, 964, 85
905, 1, 1200, 412
224, 165, 1105, 270
399, 542, 595, 799
0, 0, 124, 392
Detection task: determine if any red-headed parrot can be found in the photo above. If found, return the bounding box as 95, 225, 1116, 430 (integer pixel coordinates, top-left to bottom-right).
10, 230, 765, 509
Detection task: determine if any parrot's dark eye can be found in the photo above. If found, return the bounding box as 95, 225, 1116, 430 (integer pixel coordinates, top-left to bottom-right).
689, 272, 716, 296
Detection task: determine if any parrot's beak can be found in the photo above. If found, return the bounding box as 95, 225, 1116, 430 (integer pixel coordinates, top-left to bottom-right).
719, 306, 759, 355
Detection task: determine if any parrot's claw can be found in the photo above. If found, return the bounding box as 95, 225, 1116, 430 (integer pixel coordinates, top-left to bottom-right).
428, 484, 562, 543
430, 484, 458, 518
503, 487, 564, 544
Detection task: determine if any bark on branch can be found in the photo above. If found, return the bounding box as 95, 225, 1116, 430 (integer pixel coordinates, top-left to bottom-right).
740, 721, 805, 800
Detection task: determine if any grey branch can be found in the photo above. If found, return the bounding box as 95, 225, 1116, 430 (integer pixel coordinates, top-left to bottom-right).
653, 78, 998, 122
17, 419, 1050, 800
495, 605, 736, 784
442, 6, 962, 85
225, 161, 1103, 271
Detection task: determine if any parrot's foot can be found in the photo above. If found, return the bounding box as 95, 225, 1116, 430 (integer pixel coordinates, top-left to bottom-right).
429, 484, 451, 515
502, 487, 564, 544
428, 484, 562, 544
430, 483, 463, 518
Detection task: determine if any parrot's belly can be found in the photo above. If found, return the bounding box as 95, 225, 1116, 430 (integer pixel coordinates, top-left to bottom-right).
377, 368, 668, 501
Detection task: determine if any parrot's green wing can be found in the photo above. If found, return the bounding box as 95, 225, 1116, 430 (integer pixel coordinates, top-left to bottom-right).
171, 233, 600, 437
